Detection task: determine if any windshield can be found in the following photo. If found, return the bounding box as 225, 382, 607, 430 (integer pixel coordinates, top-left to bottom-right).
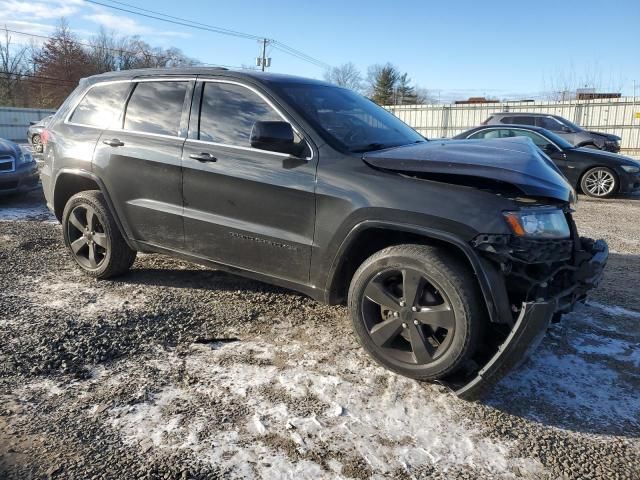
557, 117, 582, 133
540, 128, 576, 149
275, 83, 426, 153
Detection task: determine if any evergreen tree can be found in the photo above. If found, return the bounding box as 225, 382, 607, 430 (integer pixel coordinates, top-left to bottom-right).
371, 63, 398, 105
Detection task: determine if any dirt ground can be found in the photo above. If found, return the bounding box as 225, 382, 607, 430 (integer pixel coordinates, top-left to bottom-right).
0, 190, 639, 479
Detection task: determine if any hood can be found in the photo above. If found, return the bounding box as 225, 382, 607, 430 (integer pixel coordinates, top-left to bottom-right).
0, 138, 21, 158
587, 130, 621, 142
573, 147, 640, 166
362, 137, 574, 202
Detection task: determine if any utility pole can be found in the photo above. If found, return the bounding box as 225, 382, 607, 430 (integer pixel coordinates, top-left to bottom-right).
261, 38, 267, 72
256, 39, 271, 71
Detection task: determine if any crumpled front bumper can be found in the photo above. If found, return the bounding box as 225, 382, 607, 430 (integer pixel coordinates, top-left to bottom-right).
445, 237, 608, 400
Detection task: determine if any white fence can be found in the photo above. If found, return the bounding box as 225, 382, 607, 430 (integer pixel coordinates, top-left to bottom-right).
0, 107, 56, 143
387, 97, 640, 158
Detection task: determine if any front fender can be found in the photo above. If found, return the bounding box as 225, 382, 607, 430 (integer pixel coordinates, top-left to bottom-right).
324, 220, 513, 325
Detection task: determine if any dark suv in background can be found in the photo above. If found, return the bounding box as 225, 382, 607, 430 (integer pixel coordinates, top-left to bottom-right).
483, 112, 622, 152
39, 68, 607, 398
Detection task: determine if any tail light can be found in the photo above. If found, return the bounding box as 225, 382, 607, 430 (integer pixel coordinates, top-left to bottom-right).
41, 128, 50, 146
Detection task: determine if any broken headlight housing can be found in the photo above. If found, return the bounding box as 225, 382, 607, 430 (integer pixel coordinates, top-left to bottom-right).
503, 208, 570, 239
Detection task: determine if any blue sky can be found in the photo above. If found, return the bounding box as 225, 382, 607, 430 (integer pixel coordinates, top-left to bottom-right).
2, 0, 639, 101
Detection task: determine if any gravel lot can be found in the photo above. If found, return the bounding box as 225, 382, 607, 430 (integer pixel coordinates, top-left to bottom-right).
1, 190, 639, 479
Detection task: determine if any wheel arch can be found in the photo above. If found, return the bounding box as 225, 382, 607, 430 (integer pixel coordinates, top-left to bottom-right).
324, 221, 512, 325
53, 169, 135, 249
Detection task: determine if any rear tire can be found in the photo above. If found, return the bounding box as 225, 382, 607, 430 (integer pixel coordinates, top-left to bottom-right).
62, 190, 136, 279
348, 244, 485, 380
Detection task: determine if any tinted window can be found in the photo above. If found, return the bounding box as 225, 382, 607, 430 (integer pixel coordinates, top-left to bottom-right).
275, 83, 425, 152
69, 82, 131, 128
468, 129, 513, 139
504, 129, 552, 149
124, 81, 188, 136
512, 116, 535, 126
199, 82, 282, 146
499, 116, 513, 124
537, 116, 563, 131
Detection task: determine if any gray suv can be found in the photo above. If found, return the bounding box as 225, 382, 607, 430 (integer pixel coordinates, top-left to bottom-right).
39, 68, 608, 398
482, 112, 621, 152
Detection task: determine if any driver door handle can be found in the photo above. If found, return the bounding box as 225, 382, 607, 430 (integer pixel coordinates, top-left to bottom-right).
103, 138, 125, 147
189, 152, 217, 162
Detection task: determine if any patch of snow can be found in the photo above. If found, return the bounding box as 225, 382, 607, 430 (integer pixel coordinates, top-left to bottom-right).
27, 278, 146, 315
0, 205, 56, 222
108, 340, 546, 478
491, 304, 640, 429
587, 301, 640, 319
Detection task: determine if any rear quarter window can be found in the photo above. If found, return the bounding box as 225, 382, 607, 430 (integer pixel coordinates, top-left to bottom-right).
69, 82, 131, 128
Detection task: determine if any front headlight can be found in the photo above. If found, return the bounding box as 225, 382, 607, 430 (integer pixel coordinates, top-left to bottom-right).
504, 209, 570, 239
18, 148, 34, 164
621, 165, 640, 173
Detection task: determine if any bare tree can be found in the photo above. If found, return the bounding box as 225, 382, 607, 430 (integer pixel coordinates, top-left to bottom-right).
542, 64, 623, 101
30, 19, 94, 108
323, 62, 364, 93
0, 28, 29, 106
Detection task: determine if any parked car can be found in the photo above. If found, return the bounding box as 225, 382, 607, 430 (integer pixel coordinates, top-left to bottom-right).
28, 114, 54, 153
0, 137, 38, 196
482, 112, 622, 153
39, 68, 607, 398
454, 125, 640, 198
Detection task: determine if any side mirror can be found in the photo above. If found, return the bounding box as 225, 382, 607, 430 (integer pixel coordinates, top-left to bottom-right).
543, 143, 558, 154
561, 126, 572, 133
250, 121, 303, 157
29, 121, 37, 126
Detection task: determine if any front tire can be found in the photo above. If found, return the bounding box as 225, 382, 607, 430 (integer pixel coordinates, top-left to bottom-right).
62, 190, 136, 279
580, 167, 618, 198
348, 244, 484, 380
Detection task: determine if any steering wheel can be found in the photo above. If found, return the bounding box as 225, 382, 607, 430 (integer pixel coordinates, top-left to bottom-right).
345, 125, 369, 145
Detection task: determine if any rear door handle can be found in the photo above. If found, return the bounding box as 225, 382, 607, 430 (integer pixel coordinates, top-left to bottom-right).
103, 138, 125, 147
189, 152, 217, 162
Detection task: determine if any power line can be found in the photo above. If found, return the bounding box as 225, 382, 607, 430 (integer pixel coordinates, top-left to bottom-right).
3, 28, 254, 70
84, 0, 262, 40
0, 70, 77, 86
82, 0, 331, 70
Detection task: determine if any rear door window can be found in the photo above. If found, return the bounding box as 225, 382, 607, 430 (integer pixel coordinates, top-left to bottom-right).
512, 116, 535, 126
124, 81, 188, 136
69, 82, 131, 128
468, 129, 513, 139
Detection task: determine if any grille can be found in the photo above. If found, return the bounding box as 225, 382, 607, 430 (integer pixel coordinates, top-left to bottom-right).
0, 156, 15, 173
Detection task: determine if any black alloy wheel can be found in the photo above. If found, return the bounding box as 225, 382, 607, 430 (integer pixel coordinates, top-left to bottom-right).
62, 190, 136, 279
362, 267, 455, 365
348, 245, 483, 381
67, 204, 109, 270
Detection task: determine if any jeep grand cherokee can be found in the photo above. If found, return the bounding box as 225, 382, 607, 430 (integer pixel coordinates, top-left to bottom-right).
39, 68, 608, 398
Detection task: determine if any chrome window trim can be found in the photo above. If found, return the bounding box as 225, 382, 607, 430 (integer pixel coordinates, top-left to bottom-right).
186, 138, 294, 159
0, 156, 16, 173
107, 128, 186, 142
466, 127, 562, 151
198, 78, 314, 161
64, 78, 195, 132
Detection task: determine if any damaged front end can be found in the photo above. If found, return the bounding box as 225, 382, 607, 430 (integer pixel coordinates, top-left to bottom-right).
446, 209, 608, 399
